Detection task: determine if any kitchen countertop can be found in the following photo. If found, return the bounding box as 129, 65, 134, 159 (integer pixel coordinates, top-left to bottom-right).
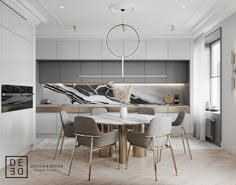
36, 104, 190, 113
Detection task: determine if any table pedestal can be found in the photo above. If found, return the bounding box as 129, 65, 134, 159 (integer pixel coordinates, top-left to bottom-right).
119, 125, 127, 164
133, 124, 147, 157
99, 124, 113, 157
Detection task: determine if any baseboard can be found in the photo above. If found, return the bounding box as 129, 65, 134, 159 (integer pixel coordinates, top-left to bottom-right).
222, 143, 236, 156
36, 133, 59, 139
0, 144, 34, 169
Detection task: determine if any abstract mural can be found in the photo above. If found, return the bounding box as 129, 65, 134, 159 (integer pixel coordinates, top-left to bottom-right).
41, 83, 186, 105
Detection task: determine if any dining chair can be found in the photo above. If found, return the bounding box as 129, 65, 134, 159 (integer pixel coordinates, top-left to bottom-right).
171, 111, 192, 160
91, 107, 108, 115
68, 116, 120, 181
137, 107, 155, 115
91, 107, 109, 131
126, 117, 178, 181
54, 111, 75, 160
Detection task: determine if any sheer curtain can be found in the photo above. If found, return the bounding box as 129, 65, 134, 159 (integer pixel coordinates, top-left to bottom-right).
193, 34, 210, 141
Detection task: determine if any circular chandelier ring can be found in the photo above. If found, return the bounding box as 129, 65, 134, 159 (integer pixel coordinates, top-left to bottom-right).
105, 23, 140, 59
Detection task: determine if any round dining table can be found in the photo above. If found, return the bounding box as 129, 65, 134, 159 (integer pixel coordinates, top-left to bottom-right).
87, 112, 158, 164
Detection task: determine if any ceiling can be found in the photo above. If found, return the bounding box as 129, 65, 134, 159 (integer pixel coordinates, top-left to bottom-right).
26, 0, 236, 38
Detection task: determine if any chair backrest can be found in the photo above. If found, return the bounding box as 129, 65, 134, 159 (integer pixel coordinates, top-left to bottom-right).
60, 111, 73, 127
145, 117, 172, 146
146, 117, 172, 137
91, 108, 108, 115
74, 116, 101, 137
172, 111, 185, 126
137, 107, 155, 115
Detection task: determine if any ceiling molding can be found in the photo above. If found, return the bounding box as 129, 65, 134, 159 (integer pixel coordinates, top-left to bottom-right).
33, 0, 65, 29
2, 0, 47, 25
185, 0, 225, 31
192, 0, 236, 38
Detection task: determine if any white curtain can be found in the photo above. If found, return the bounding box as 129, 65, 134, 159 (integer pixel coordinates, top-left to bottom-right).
193, 34, 210, 141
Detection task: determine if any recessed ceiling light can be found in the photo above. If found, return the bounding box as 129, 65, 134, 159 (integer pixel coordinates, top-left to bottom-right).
60, 6, 64, 9
181, 5, 187, 9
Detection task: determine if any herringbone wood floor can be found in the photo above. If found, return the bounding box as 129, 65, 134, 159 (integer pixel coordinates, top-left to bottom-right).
1, 147, 236, 185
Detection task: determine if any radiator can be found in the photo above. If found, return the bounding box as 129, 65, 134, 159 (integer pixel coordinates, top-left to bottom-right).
206, 118, 216, 141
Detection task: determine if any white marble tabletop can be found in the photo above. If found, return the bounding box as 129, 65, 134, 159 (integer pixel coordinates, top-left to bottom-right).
87, 113, 158, 125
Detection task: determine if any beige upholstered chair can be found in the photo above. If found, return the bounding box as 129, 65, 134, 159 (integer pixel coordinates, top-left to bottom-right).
137, 107, 155, 115
126, 117, 178, 181
54, 111, 75, 159
91, 107, 109, 131
91, 107, 108, 115
171, 111, 192, 160
68, 116, 120, 181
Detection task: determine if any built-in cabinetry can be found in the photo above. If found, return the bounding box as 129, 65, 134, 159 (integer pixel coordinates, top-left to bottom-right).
37, 39, 191, 84
38, 60, 189, 83
0, 1, 35, 166
36, 39, 191, 60
60, 62, 81, 83
36, 112, 79, 135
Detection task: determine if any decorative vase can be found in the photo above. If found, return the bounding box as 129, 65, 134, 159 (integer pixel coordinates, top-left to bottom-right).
120, 105, 128, 118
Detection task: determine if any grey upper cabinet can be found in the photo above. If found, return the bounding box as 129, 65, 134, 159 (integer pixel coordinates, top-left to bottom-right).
145, 61, 167, 83
39, 62, 60, 83
60, 62, 81, 83
80, 40, 101, 59
37, 40, 57, 59
57, 40, 79, 59
102, 40, 123, 59
167, 61, 187, 83
80, 61, 103, 83
124, 61, 145, 83
168, 40, 191, 60
102, 61, 123, 83
124, 40, 145, 59
146, 40, 168, 59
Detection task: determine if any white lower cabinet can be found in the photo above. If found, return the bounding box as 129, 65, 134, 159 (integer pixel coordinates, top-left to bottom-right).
37, 113, 80, 134
56, 113, 80, 134
36, 113, 57, 134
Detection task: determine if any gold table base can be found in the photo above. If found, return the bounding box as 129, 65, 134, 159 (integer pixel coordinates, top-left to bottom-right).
133, 124, 147, 157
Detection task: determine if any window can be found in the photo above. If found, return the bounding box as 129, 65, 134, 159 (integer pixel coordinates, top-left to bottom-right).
210, 40, 221, 107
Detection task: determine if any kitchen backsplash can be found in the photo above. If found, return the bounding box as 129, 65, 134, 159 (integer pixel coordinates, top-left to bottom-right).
37, 83, 189, 105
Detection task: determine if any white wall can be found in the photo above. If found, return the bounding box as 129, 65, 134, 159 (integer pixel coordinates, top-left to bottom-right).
201, 12, 236, 155
220, 13, 236, 155
0, 2, 36, 167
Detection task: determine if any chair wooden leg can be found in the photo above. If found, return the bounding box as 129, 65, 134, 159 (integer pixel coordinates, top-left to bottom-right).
169, 136, 178, 176
126, 143, 131, 170
156, 149, 159, 164
152, 147, 157, 181
181, 133, 186, 154
88, 138, 94, 181
182, 127, 192, 160
159, 148, 162, 162
114, 143, 120, 170
54, 128, 63, 160
68, 137, 77, 176
59, 136, 65, 154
